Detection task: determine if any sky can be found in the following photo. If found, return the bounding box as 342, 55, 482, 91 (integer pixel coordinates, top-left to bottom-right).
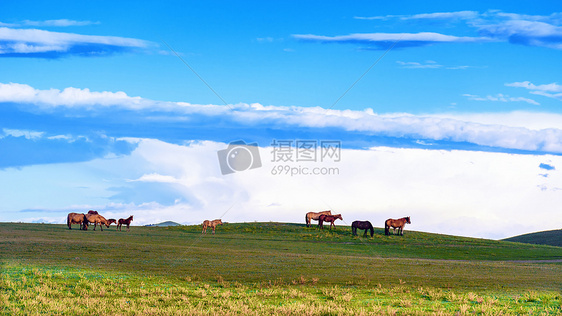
1, 1, 561, 239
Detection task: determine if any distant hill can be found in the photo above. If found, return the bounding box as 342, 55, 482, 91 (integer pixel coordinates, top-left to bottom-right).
503, 229, 562, 247
145, 221, 182, 227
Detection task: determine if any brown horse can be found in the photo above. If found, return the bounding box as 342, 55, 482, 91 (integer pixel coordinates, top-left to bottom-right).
385, 216, 411, 236
202, 219, 223, 234
318, 214, 343, 230
84, 213, 111, 231
67, 213, 88, 230
117, 215, 133, 231
107, 219, 117, 226
87, 210, 99, 215
305, 210, 332, 227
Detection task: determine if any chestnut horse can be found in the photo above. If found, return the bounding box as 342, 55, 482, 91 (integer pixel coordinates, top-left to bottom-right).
318, 214, 343, 230
385, 216, 411, 236
84, 213, 110, 231
202, 219, 223, 234
305, 210, 332, 227
107, 219, 117, 226
67, 213, 88, 230
117, 215, 133, 231
352, 220, 374, 237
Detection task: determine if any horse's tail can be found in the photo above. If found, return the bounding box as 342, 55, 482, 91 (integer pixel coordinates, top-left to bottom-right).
66, 215, 71, 229
384, 220, 389, 235
305, 214, 309, 227
352, 225, 356, 236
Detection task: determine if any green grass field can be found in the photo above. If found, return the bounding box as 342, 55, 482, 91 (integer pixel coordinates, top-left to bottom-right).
1, 222, 561, 315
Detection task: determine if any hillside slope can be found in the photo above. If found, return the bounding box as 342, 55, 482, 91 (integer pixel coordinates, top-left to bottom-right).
504, 229, 562, 247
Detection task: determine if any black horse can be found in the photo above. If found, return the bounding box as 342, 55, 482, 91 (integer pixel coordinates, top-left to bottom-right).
351, 220, 374, 237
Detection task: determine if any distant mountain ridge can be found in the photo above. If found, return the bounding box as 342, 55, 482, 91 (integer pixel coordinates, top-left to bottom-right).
503, 229, 562, 247
145, 221, 182, 227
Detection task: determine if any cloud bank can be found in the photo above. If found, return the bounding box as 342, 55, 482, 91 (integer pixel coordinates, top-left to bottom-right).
5, 139, 561, 239
1, 83, 562, 156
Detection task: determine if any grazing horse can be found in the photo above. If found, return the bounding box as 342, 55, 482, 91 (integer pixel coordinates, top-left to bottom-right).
352, 220, 374, 237
67, 213, 88, 230
318, 214, 343, 230
385, 216, 411, 236
202, 219, 223, 234
305, 210, 332, 227
117, 215, 134, 232
107, 219, 117, 226
84, 213, 110, 231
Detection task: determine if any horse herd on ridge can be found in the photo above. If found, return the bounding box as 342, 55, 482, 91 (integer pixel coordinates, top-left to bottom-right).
201, 210, 411, 237
67, 210, 410, 237
304, 210, 411, 237
67, 210, 133, 231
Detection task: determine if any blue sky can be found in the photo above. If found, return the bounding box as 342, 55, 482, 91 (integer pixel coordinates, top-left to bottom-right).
1, 1, 561, 238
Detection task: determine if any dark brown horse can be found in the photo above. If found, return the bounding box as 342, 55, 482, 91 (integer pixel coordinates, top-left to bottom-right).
84, 213, 110, 231
87, 210, 99, 215
318, 214, 343, 230
385, 216, 411, 236
202, 219, 223, 234
117, 215, 133, 231
67, 213, 88, 230
305, 210, 332, 227
352, 220, 374, 237
107, 219, 117, 226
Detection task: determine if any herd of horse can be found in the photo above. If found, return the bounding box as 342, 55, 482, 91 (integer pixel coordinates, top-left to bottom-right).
67, 210, 133, 232
67, 209, 409, 237
306, 210, 411, 237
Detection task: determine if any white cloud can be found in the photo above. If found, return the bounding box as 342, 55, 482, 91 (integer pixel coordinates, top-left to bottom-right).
355, 11, 479, 21
397, 60, 441, 69
0, 26, 152, 57
21, 19, 99, 27
293, 32, 491, 44
506, 81, 562, 101
463, 93, 540, 105
2, 128, 44, 139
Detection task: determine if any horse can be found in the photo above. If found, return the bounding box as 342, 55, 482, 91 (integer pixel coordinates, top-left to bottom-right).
107, 219, 117, 226
87, 210, 99, 215
318, 214, 343, 230
202, 219, 223, 234
67, 213, 88, 230
305, 210, 332, 227
84, 213, 111, 231
117, 215, 134, 232
385, 216, 411, 236
352, 220, 374, 237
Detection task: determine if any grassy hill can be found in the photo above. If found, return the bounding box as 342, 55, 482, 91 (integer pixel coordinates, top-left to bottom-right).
504, 229, 562, 247
1, 222, 561, 315
145, 220, 182, 227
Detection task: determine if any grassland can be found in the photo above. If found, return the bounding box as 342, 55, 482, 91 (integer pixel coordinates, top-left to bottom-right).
1, 222, 561, 315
